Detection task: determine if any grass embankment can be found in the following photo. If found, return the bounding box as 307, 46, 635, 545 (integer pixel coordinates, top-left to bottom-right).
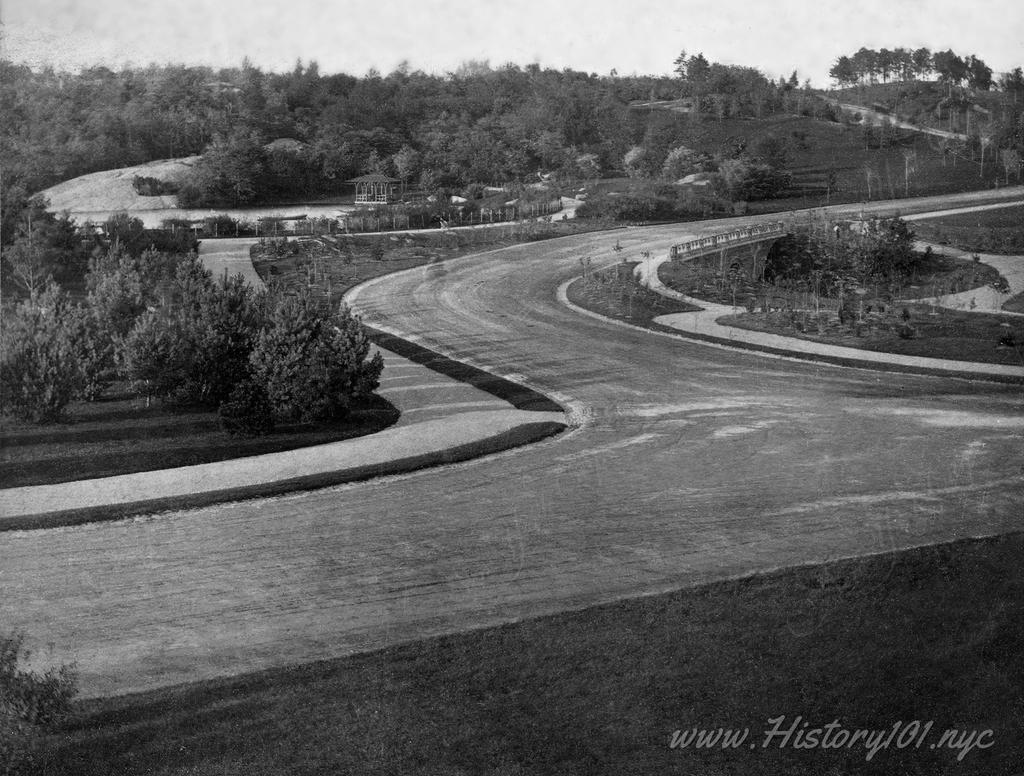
719, 307, 1024, 366
913, 205, 1024, 256
826, 81, 1012, 137
42, 533, 1024, 775
607, 112, 1009, 211
566, 262, 701, 325
0, 388, 399, 488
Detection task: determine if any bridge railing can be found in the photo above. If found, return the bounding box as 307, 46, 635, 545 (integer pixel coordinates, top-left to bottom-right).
667, 221, 786, 260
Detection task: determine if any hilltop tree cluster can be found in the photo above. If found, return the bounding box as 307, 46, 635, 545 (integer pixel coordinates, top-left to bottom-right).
672, 50, 824, 118
829, 47, 994, 90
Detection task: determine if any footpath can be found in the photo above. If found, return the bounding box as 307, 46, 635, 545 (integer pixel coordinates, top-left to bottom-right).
630, 236, 1024, 383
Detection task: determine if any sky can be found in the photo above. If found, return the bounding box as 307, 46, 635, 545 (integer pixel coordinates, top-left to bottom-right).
2, 0, 1022, 86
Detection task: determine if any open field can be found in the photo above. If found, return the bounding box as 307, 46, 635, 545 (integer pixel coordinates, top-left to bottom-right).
40, 533, 1024, 776
0, 389, 398, 488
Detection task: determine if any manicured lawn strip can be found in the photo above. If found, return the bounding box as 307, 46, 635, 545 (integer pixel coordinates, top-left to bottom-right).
43, 533, 1024, 775
1003, 291, 1024, 314
0, 421, 566, 532
914, 205, 1024, 231
0, 394, 399, 489
912, 205, 1024, 255
565, 262, 702, 325
366, 327, 564, 413
719, 307, 1024, 367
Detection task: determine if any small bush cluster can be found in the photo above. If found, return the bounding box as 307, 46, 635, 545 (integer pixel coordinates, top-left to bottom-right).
131, 175, 180, 196
0, 633, 77, 775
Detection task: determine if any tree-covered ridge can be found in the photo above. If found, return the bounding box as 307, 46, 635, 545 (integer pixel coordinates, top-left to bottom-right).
1, 55, 826, 215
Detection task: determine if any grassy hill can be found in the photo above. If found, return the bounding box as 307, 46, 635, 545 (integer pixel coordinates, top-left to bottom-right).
824, 81, 1011, 136
641, 112, 1006, 207
37, 156, 199, 214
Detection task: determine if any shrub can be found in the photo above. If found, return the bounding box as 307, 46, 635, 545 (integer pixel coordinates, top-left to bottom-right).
897, 323, 918, 339
131, 175, 179, 196
120, 308, 182, 404
120, 258, 262, 407
990, 275, 1011, 294
0, 632, 78, 775
66, 305, 116, 402
250, 290, 383, 423
219, 378, 275, 436
0, 287, 84, 423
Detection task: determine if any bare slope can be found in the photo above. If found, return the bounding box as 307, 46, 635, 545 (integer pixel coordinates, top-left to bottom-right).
38, 156, 199, 213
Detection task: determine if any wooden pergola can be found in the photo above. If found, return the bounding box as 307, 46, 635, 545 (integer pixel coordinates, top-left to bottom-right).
348, 173, 399, 204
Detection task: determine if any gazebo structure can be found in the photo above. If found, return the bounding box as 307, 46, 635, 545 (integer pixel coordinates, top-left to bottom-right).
348, 173, 399, 204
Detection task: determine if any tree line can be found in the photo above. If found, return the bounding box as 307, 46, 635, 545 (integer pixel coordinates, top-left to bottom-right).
828, 47, 998, 91
1, 54, 825, 218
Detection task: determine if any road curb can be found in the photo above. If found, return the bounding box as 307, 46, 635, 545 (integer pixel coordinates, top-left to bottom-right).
0, 420, 565, 533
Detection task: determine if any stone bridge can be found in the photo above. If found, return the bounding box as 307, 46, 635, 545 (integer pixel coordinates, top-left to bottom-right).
667, 221, 787, 281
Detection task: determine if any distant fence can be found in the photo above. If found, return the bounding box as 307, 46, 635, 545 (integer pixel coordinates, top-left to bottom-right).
668, 221, 786, 259
339, 199, 562, 234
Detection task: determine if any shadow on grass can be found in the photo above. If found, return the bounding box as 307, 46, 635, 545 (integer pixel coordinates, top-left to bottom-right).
367, 327, 565, 413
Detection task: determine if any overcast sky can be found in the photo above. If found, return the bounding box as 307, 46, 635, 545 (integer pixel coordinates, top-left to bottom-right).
2, 0, 1022, 86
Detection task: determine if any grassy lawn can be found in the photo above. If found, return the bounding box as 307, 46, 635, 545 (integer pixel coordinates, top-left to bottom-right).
566, 262, 701, 325
718, 306, 1024, 366
913, 205, 1024, 255
0, 388, 398, 488
40, 532, 1024, 775
1002, 291, 1024, 314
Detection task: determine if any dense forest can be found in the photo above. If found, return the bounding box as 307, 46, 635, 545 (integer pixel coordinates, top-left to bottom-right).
0, 55, 830, 218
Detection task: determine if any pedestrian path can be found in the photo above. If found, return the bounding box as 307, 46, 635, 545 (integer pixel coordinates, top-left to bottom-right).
633, 250, 1024, 381
901, 241, 1024, 316
197, 237, 263, 285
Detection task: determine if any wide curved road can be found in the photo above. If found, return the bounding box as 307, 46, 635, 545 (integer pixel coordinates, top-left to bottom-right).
3, 196, 1023, 697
